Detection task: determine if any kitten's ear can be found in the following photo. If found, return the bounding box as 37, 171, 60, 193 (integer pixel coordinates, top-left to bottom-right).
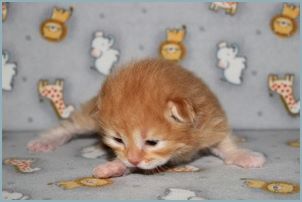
166, 98, 195, 124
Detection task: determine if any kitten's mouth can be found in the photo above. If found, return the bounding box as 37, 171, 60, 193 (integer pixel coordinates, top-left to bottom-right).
131, 165, 170, 175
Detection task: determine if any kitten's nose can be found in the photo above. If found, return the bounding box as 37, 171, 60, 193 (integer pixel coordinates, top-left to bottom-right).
128, 158, 140, 166
127, 151, 142, 166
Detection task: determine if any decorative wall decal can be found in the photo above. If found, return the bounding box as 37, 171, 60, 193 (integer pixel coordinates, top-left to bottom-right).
159, 188, 205, 200
51, 177, 112, 190
4, 158, 41, 173
91, 31, 120, 75
216, 41, 247, 85
80, 144, 106, 159
40, 6, 73, 42
243, 178, 300, 194
2, 2, 8, 22
2, 51, 17, 91
159, 25, 186, 62
287, 139, 299, 148
268, 74, 300, 116
271, 3, 300, 38
209, 2, 238, 15
3, 190, 30, 200
38, 79, 75, 119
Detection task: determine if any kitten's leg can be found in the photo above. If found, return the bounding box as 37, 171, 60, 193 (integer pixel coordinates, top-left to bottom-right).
93, 159, 129, 178
27, 97, 98, 152
211, 135, 266, 168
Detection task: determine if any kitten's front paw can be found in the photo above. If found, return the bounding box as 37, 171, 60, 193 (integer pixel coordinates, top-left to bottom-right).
224, 150, 266, 168
93, 160, 127, 178
27, 138, 58, 153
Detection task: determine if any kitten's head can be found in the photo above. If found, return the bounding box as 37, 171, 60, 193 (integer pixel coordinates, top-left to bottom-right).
95, 61, 197, 170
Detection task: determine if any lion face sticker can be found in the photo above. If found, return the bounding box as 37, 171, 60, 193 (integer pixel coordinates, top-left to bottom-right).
159, 25, 186, 62
271, 4, 299, 38
40, 7, 73, 42
243, 178, 300, 194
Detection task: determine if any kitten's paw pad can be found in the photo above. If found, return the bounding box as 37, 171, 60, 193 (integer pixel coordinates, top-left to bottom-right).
225, 150, 266, 168
93, 161, 127, 178
27, 139, 57, 153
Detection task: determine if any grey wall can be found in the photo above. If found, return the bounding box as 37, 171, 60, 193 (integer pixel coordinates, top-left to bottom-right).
2, 2, 300, 131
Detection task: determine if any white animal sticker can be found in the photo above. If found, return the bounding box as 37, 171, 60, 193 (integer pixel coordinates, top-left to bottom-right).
216, 42, 247, 85
2, 51, 17, 91
80, 144, 106, 159
209, 2, 238, 15
3, 190, 30, 200
160, 188, 205, 200
91, 31, 120, 75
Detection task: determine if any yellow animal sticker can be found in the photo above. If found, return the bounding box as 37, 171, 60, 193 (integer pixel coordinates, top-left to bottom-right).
2, 2, 8, 22
287, 139, 300, 148
40, 6, 73, 42
159, 25, 186, 62
243, 178, 300, 194
271, 3, 300, 38
51, 177, 112, 190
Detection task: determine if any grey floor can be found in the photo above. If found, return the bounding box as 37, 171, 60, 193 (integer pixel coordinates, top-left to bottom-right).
2, 130, 300, 200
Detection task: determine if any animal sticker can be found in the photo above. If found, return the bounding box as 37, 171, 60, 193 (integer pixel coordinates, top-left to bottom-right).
91, 31, 120, 75
3, 190, 30, 200
2, 2, 8, 22
40, 6, 73, 42
4, 158, 41, 173
216, 42, 247, 85
51, 177, 112, 190
166, 165, 202, 173
271, 3, 300, 38
159, 188, 205, 200
287, 139, 299, 148
80, 144, 106, 159
159, 25, 186, 62
243, 178, 300, 194
38, 79, 75, 119
268, 74, 300, 116
209, 2, 238, 15
2, 51, 17, 91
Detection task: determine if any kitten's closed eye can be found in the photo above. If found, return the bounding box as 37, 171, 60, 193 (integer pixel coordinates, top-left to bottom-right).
113, 137, 124, 144
145, 140, 159, 146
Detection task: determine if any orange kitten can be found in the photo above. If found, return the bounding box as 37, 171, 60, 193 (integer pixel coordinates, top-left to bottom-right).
27, 58, 265, 178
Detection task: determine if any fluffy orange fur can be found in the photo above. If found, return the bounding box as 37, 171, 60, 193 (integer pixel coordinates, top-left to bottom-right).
93, 58, 230, 168
28, 58, 265, 174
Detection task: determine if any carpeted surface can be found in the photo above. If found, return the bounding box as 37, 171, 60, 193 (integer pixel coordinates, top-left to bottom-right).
2, 130, 300, 200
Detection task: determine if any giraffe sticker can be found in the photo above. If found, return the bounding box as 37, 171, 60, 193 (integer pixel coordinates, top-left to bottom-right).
4, 158, 41, 173
38, 79, 75, 119
268, 74, 300, 116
